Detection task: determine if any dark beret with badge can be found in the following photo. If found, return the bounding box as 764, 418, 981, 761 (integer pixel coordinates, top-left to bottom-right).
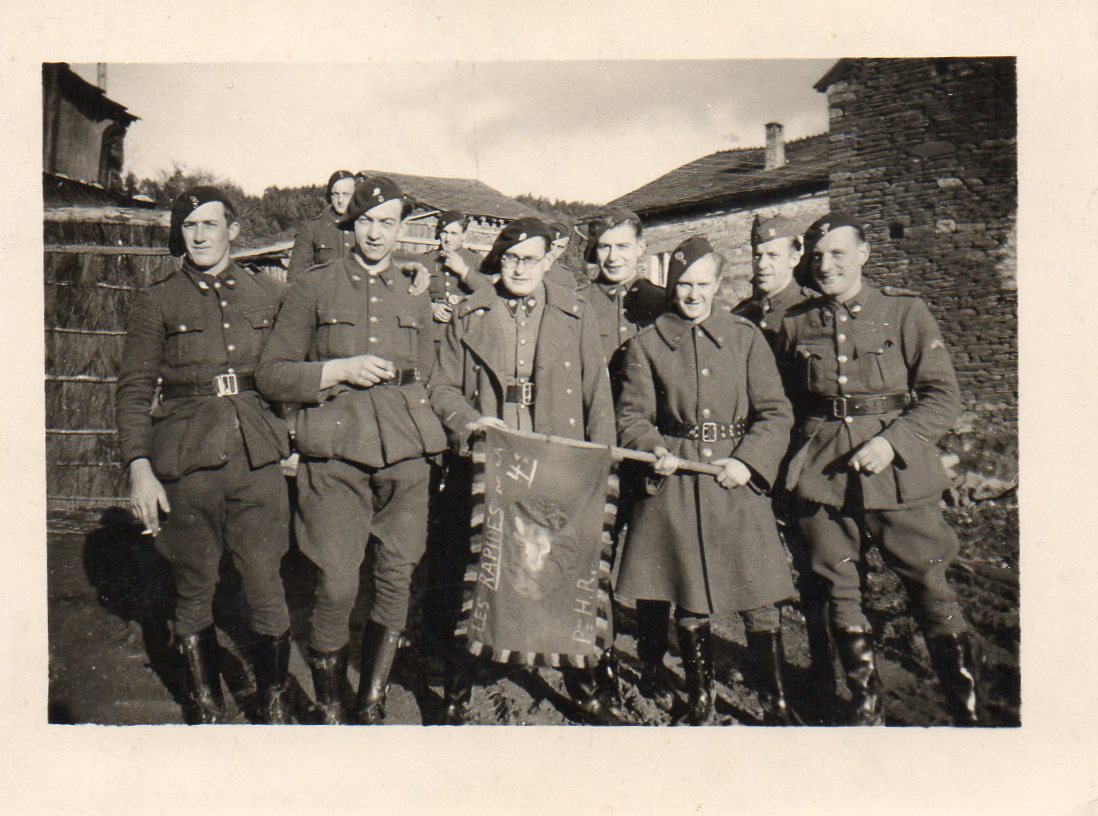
481, 217, 555, 275
168, 186, 237, 258
338, 175, 410, 226
664, 235, 715, 297
803, 212, 866, 250
751, 213, 803, 249
325, 169, 354, 197
583, 207, 643, 262
549, 220, 571, 242
436, 210, 466, 230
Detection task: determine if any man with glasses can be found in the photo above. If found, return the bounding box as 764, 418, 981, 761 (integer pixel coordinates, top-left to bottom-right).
428, 216, 623, 724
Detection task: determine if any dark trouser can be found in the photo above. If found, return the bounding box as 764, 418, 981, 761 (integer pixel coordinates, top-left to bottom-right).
156, 435, 290, 638
639, 602, 779, 633
796, 498, 967, 637
296, 455, 431, 652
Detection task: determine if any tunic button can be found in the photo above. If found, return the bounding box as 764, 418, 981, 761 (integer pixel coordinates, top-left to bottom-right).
701, 368, 710, 377
702, 448, 713, 458
837, 355, 848, 363
223, 322, 231, 330
370, 296, 379, 303
701, 408, 712, 418
564, 361, 571, 368
568, 418, 576, 426
565, 388, 573, 395
852, 304, 862, 313
518, 360, 526, 366
519, 339, 527, 345
519, 321, 527, 327
620, 326, 627, 332
839, 314, 848, 322
227, 344, 236, 352
837, 334, 846, 343
759, 320, 768, 329
351, 275, 361, 283
837, 375, 848, 384
220, 300, 228, 308
369, 337, 378, 343
178, 324, 187, 331
369, 316, 378, 323
843, 416, 853, 424
419, 398, 427, 405
213, 281, 221, 289
227, 367, 235, 373
519, 404, 527, 410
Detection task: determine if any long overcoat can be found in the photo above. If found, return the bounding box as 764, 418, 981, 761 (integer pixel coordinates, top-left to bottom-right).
428, 281, 615, 452
615, 311, 796, 614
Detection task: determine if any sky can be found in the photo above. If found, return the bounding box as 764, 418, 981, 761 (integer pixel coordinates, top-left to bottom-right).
72, 60, 832, 204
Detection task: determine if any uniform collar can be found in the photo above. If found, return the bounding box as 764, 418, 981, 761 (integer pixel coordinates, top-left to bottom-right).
182, 260, 244, 294
596, 275, 637, 298
347, 253, 396, 288
654, 310, 727, 349
825, 281, 877, 319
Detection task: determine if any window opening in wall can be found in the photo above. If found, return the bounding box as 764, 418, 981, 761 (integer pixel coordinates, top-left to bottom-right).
889, 223, 905, 240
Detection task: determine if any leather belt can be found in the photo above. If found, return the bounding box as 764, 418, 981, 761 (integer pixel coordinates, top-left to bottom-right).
162, 373, 256, 399
378, 367, 421, 387
660, 418, 748, 443
808, 393, 910, 419
504, 380, 536, 406
432, 294, 465, 306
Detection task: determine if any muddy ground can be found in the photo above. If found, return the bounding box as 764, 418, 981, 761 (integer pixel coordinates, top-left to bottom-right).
47, 496, 1018, 728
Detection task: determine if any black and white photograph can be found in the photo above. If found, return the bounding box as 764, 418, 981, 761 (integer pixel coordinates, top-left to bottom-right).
5, 1, 1098, 814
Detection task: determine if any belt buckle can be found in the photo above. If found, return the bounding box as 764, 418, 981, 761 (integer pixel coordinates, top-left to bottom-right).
447, 294, 464, 306
701, 422, 718, 443
215, 373, 239, 397
830, 396, 848, 419
520, 381, 535, 406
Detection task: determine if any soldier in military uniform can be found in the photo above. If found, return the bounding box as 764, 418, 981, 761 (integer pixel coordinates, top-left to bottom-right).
734, 214, 834, 718
777, 212, 979, 726
286, 169, 356, 282
423, 210, 491, 343
256, 176, 448, 724
581, 207, 667, 711
116, 187, 293, 724
428, 217, 624, 725
545, 219, 583, 288
616, 236, 796, 725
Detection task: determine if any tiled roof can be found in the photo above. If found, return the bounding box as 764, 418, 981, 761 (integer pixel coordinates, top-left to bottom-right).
355, 170, 540, 221
609, 132, 829, 216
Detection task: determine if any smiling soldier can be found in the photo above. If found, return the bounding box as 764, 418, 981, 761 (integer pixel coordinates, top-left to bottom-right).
777, 212, 979, 726
257, 176, 448, 724
116, 187, 293, 725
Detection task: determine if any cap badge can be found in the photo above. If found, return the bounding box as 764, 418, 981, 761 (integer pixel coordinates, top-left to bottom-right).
674, 251, 685, 262
768, 228, 776, 237
819, 222, 831, 235
518, 232, 527, 240
189, 196, 199, 210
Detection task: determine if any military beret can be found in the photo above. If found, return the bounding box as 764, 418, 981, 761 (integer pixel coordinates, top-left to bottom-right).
339, 175, 408, 225
584, 207, 643, 262
482, 217, 555, 274
665, 235, 715, 295
436, 210, 466, 229
549, 220, 571, 242
325, 169, 354, 197
804, 212, 866, 247
751, 213, 803, 248
168, 186, 237, 258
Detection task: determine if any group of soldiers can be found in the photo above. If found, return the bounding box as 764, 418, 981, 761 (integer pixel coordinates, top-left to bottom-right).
115, 168, 980, 727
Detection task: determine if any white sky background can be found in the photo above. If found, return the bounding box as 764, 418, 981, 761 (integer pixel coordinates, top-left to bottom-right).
71, 61, 832, 203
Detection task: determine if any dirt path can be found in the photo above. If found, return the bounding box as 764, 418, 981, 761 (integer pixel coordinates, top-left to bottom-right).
48, 504, 1018, 727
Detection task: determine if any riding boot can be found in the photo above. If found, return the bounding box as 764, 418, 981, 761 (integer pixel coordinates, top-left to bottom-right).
636, 600, 675, 712
250, 630, 291, 724
745, 630, 802, 725
925, 633, 980, 726
354, 621, 402, 725
676, 618, 714, 725
803, 601, 837, 701
177, 626, 225, 725
442, 662, 474, 725
833, 629, 885, 726
572, 663, 628, 725
307, 645, 349, 725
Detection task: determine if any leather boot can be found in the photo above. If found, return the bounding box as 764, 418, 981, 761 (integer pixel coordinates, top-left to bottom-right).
745, 630, 802, 725
572, 663, 628, 725
925, 633, 979, 726
354, 621, 402, 725
177, 626, 225, 725
676, 619, 714, 725
442, 663, 473, 725
308, 645, 349, 725
803, 601, 837, 701
833, 629, 884, 726
250, 630, 291, 724
636, 600, 675, 712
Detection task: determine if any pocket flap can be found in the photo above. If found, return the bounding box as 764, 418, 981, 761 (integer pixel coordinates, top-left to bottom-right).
398, 314, 423, 330
317, 306, 357, 326
243, 308, 276, 329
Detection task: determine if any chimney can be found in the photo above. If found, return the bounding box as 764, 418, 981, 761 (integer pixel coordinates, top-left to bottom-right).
97, 63, 107, 91
765, 122, 786, 170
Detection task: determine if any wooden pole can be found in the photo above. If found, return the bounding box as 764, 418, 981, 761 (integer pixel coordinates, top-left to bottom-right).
490, 427, 726, 477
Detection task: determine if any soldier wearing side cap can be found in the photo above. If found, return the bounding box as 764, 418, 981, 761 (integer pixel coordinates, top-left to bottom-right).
286, 169, 357, 282
616, 235, 797, 725
776, 212, 979, 726
735, 213, 834, 719
116, 186, 293, 725
581, 207, 666, 712
423, 210, 492, 343
428, 217, 624, 725
257, 176, 448, 725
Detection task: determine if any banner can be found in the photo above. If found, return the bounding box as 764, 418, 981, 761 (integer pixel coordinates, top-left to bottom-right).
457, 427, 616, 668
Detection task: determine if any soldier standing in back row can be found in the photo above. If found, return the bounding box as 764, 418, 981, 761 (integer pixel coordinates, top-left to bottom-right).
423, 210, 492, 345
286, 169, 357, 282
116, 187, 293, 724
734, 214, 835, 718
777, 212, 979, 726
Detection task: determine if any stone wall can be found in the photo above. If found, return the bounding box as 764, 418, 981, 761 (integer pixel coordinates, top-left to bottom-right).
642, 191, 829, 307
822, 58, 1017, 429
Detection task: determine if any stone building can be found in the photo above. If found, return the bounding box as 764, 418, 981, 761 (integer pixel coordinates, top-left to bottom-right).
609, 125, 830, 303
816, 58, 1017, 428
